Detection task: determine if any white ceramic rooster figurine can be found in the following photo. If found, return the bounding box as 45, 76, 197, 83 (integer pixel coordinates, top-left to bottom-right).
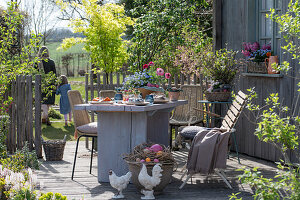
138, 163, 163, 200
109, 170, 132, 199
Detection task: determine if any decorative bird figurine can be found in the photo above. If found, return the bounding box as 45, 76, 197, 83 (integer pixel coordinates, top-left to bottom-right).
138, 163, 163, 200
109, 170, 132, 199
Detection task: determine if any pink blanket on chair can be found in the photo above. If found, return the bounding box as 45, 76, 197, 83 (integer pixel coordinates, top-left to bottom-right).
187, 128, 231, 174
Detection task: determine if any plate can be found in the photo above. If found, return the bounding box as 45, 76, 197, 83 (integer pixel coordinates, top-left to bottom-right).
124, 102, 150, 106
153, 99, 169, 104
89, 101, 114, 104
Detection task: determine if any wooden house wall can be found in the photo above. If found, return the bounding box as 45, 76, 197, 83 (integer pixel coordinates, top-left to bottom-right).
220, 0, 299, 162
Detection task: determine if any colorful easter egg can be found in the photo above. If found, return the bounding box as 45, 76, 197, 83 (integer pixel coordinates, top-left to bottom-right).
140, 159, 145, 163
150, 144, 163, 152
156, 151, 163, 156
145, 157, 151, 162
154, 159, 159, 163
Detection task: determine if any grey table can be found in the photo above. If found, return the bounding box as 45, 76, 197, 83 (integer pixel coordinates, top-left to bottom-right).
74, 100, 187, 182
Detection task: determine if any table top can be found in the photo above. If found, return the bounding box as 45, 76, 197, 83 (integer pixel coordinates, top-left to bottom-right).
74, 100, 188, 112
198, 100, 232, 104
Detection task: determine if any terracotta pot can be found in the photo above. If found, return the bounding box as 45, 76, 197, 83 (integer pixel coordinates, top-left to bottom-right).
168, 91, 180, 101
265, 56, 280, 74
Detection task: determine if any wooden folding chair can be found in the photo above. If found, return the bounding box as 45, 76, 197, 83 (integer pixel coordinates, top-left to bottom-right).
179, 91, 248, 189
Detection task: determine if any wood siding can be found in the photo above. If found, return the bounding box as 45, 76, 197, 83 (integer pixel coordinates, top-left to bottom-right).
221, 0, 299, 162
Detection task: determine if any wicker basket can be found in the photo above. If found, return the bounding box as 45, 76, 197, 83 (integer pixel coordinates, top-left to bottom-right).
247, 61, 267, 74
205, 91, 231, 102
42, 139, 66, 161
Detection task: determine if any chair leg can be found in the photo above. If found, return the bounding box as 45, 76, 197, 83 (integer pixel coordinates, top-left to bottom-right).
90, 137, 94, 174
215, 170, 232, 189
231, 132, 240, 164
72, 135, 83, 180
179, 174, 192, 189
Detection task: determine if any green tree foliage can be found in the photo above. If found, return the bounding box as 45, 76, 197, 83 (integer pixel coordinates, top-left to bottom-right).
127, 0, 212, 71
57, 1, 134, 73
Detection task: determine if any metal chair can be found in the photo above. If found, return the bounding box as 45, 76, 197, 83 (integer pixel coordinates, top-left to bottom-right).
179, 90, 248, 189
169, 85, 204, 148
68, 90, 98, 180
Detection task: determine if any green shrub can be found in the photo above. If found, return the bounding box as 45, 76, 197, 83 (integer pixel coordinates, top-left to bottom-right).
48, 108, 63, 119
0, 142, 39, 172
39, 192, 67, 200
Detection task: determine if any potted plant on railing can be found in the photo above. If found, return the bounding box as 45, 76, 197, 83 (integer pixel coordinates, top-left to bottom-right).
122, 62, 171, 98
203, 48, 239, 102
242, 42, 278, 74
166, 87, 182, 101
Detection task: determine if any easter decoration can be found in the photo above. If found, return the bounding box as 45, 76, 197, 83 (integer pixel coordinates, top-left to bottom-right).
109, 170, 132, 199
123, 143, 175, 195
138, 163, 162, 199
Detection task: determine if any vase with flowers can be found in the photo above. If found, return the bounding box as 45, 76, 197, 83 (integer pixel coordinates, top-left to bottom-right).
203, 48, 238, 101
123, 62, 171, 98
242, 42, 276, 74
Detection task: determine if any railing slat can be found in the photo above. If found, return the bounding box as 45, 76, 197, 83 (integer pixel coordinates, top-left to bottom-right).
34, 75, 42, 158
180, 73, 184, 86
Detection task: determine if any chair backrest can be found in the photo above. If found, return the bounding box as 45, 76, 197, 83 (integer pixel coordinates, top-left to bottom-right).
171, 85, 204, 122
99, 90, 116, 99
68, 90, 90, 128
221, 91, 248, 130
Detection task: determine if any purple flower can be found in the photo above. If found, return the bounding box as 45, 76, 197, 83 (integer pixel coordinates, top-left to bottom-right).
165, 73, 171, 79
243, 42, 251, 51
242, 50, 251, 57
250, 42, 260, 51
262, 44, 271, 50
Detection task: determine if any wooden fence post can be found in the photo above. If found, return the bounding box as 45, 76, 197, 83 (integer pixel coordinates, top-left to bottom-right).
35, 75, 42, 158
85, 73, 89, 148
26, 75, 33, 151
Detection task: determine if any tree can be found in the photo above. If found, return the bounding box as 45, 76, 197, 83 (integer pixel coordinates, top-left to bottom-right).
127, 0, 212, 72
23, 0, 59, 46
56, 1, 134, 74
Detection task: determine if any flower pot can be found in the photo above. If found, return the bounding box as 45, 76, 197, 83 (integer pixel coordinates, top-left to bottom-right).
246, 61, 267, 74
126, 161, 174, 195
168, 91, 180, 101
205, 91, 231, 102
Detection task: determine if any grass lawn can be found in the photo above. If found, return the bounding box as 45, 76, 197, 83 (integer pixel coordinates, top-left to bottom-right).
42, 120, 75, 141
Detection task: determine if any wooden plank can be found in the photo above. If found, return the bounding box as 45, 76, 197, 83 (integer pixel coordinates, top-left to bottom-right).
116, 73, 120, 86
97, 73, 101, 94
180, 73, 184, 86
232, 101, 242, 111
20, 76, 26, 149
85, 74, 89, 103
109, 73, 113, 86
235, 95, 245, 106
27, 76, 33, 150
193, 74, 197, 85
174, 74, 178, 88
122, 73, 126, 85
34, 75, 42, 158
16, 75, 21, 149
187, 74, 190, 85
237, 91, 247, 100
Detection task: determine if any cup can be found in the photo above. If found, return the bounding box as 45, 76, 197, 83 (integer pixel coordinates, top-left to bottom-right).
145, 95, 154, 104
114, 93, 123, 103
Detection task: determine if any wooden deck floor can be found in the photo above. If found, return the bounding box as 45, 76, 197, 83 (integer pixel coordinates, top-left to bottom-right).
37, 141, 277, 200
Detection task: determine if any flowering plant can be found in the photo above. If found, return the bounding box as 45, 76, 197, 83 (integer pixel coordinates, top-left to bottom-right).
242, 42, 272, 63
123, 62, 171, 90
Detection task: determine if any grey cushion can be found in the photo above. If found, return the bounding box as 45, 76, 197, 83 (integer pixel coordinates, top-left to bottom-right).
77, 122, 97, 134
180, 126, 207, 140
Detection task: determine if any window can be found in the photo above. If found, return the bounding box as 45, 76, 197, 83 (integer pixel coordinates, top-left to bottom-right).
257, 0, 281, 55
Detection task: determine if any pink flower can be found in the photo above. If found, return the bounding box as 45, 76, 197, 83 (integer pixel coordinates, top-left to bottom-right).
165, 73, 171, 79
155, 84, 159, 88
148, 61, 154, 66
250, 42, 260, 51
156, 68, 164, 76
147, 83, 152, 87
262, 44, 271, 50
243, 42, 251, 51
143, 64, 149, 69
242, 50, 251, 57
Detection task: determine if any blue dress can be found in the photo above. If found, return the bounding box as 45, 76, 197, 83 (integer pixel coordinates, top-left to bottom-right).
56, 84, 71, 114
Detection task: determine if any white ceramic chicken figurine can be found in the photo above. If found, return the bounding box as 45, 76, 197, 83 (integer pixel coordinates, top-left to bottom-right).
138, 163, 163, 200
109, 170, 132, 199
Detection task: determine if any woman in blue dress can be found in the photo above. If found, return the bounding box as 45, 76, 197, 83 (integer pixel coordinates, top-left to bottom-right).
56, 75, 72, 126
